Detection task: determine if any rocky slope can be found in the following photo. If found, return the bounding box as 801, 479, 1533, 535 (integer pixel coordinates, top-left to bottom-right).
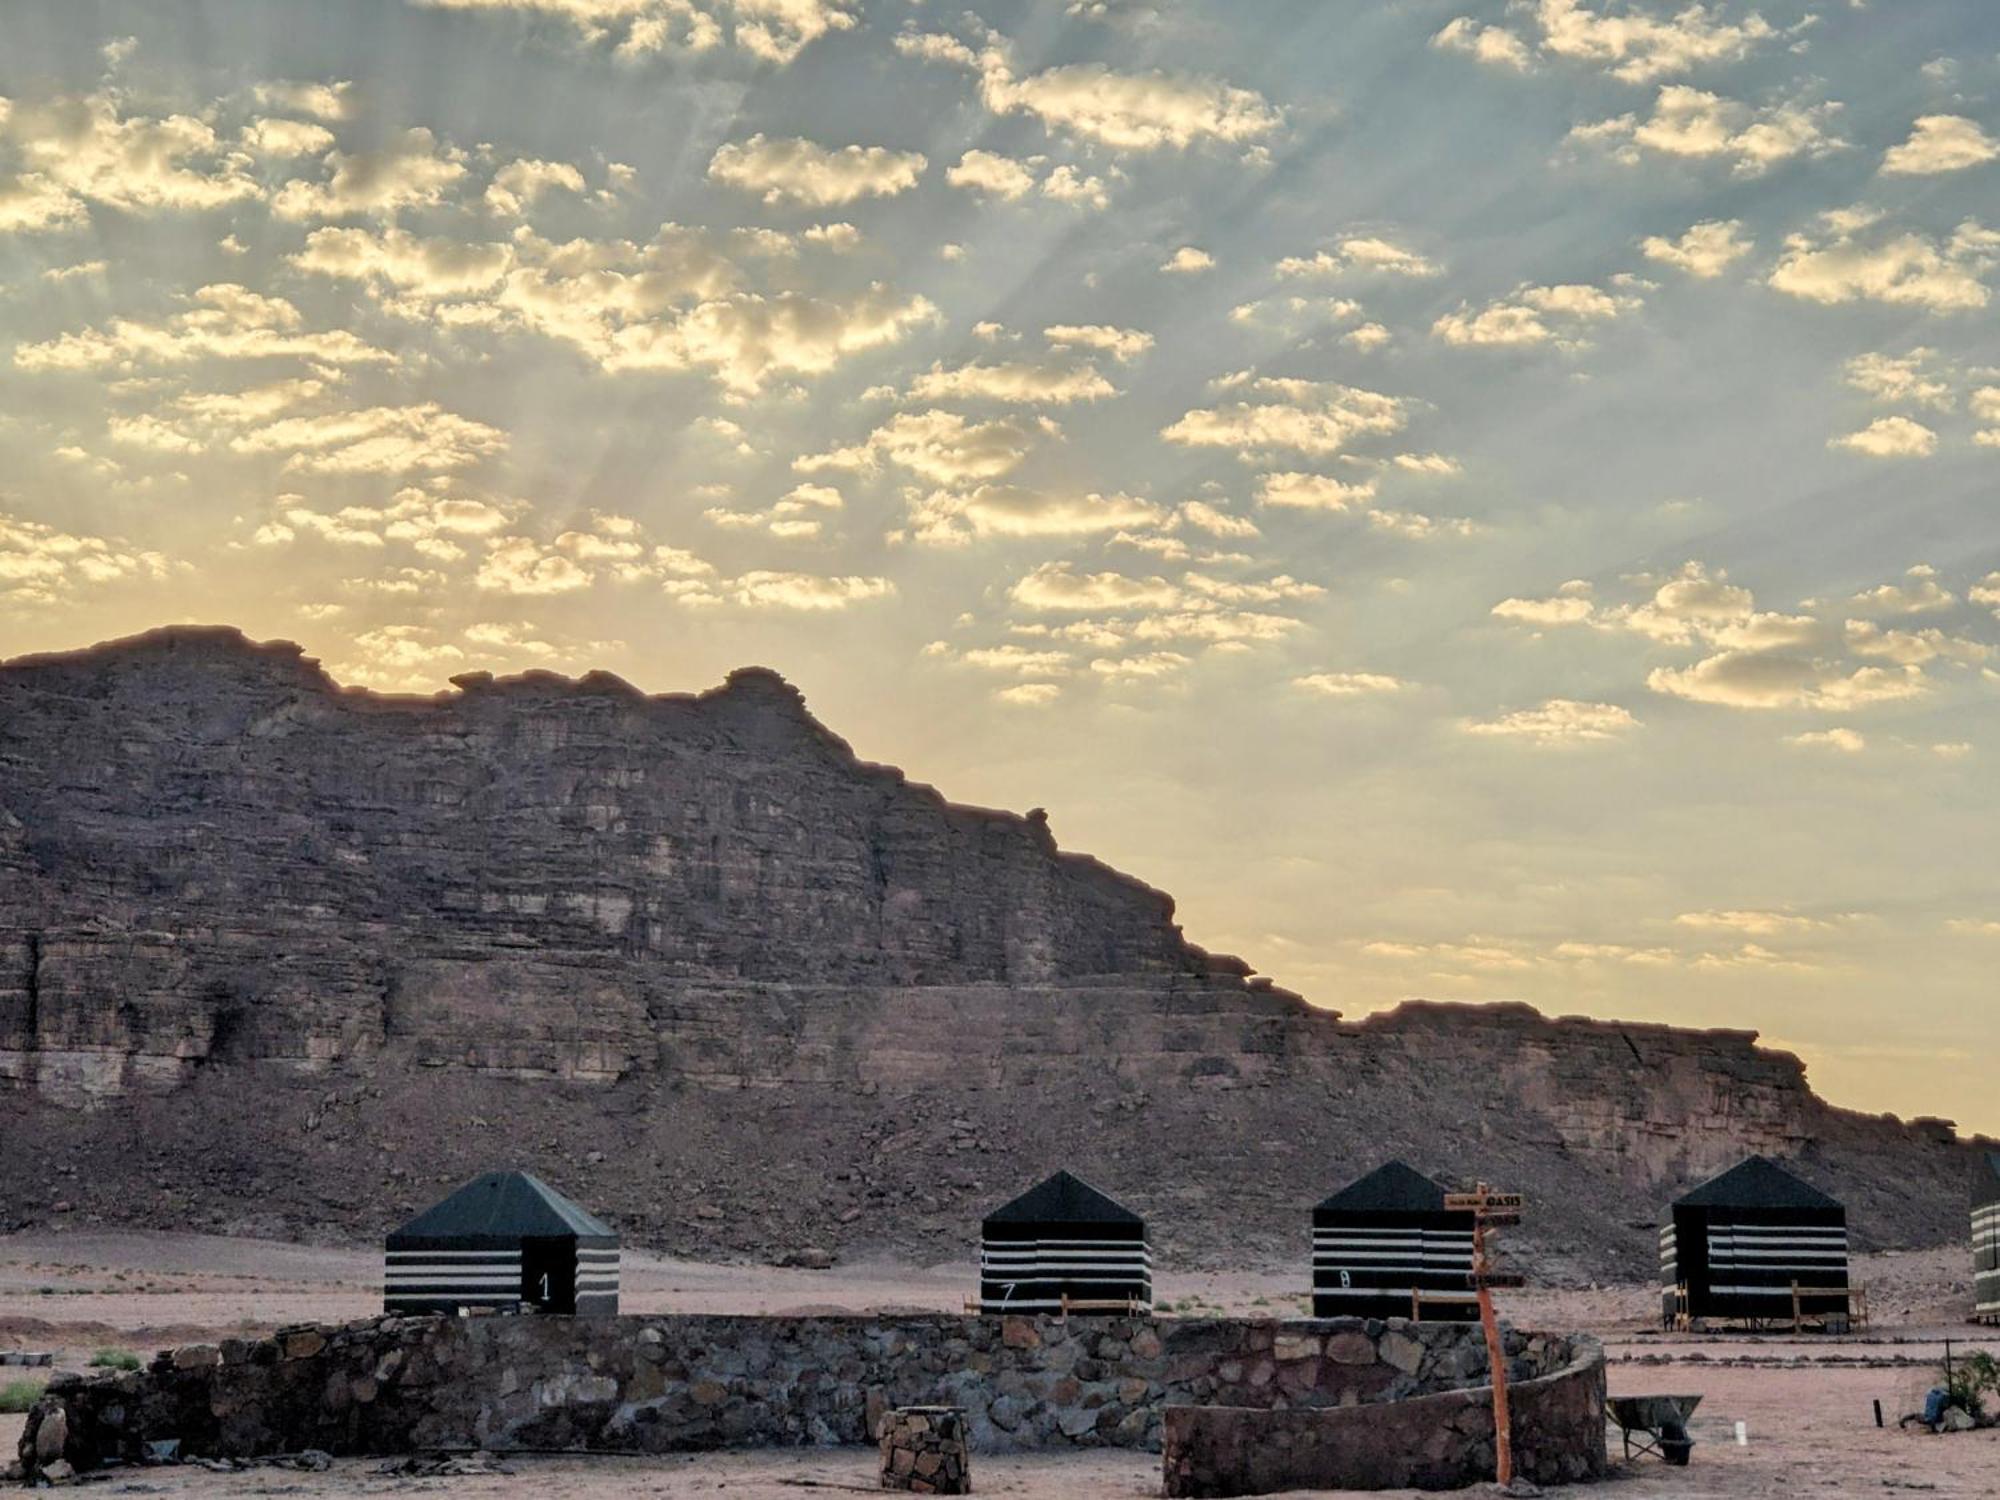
0, 627, 1983, 1280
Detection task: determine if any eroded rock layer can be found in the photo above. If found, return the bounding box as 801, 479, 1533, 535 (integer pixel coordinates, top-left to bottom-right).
0, 627, 1981, 1275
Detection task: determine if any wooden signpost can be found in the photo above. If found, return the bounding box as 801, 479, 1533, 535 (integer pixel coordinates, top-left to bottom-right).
1445, 1186, 1525, 1490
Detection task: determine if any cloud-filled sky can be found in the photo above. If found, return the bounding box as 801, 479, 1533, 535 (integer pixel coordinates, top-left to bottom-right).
2, 0, 1997, 1130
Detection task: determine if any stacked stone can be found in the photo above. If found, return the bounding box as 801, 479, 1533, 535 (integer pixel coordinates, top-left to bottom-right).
878, 1406, 969, 1494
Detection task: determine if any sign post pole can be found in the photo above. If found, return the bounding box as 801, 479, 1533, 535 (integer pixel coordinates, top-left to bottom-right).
1446, 1184, 1526, 1491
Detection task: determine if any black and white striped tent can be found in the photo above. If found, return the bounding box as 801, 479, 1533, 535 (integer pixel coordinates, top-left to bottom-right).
1311, 1161, 1477, 1321
1974, 1152, 2000, 1325
385, 1170, 619, 1316
1660, 1156, 1847, 1326
979, 1171, 1151, 1315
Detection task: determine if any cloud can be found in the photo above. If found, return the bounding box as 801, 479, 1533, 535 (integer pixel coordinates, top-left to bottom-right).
898, 30, 1279, 151
1787, 727, 1866, 753
1043, 323, 1153, 361
1492, 583, 1595, 625
14, 283, 392, 371
0, 90, 261, 222
1648, 652, 1927, 710
800, 408, 1046, 484
293, 224, 514, 298
1847, 566, 1955, 616
704, 481, 844, 538
1431, 17, 1533, 71
1091, 651, 1192, 682
485, 157, 587, 215
1276, 236, 1439, 280
1642, 218, 1751, 277
995, 681, 1062, 707
1009, 561, 1180, 612
1881, 115, 1999, 177
720, 570, 893, 609
1829, 415, 1937, 458
1464, 698, 1638, 745
1257, 471, 1378, 511
1675, 909, 1827, 936
1433, 281, 1640, 348
241, 117, 337, 157
1294, 671, 1407, 696
252, 80, 356, 121
906, 357, 1116, 404
1844, 349, 1952, 410
409, 0, 856, 65
904, 485, 1162, 545
272, 127, 467, 219
1976, 388, 2000, 447
946, 148, 1036, 200
0, 511, 170, 605
1164, 378, 1406, 458
1768, 212, 1996, 313
1572, 87, 1843, 176
708, 134, 926, 207
1843, 620, 1988, 667
1161, 246, 1213, 274
1178, 500, 1257, 537
607, 284, 938, 392
229, 403, 507, 475
1523, 0, 1778, 83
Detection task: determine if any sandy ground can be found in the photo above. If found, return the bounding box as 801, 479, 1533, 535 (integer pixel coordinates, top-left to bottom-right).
4, 1231, 1999, 1495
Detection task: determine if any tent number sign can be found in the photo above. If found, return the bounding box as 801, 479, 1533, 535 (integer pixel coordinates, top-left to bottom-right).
1444, 1186, 1526, 1490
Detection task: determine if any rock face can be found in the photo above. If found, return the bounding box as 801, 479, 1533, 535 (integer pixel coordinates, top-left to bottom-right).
0, 626, 1985, 1274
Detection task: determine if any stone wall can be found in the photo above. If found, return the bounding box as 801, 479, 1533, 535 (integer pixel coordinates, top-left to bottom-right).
1162, 1338, 1608, 1495
14, 1312, 1596, 1482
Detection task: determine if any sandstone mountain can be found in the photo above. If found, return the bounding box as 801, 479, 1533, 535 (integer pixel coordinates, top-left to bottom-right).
0, 627, 1980, 1280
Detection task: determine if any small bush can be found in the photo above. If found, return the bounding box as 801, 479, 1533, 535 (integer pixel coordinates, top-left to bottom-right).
1944, 1351, 2000, 1425
90, 1348, 141, 1371
0, 1378, 46, 1414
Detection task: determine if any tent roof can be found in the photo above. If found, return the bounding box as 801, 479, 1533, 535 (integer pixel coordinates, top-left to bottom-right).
1674, 1155, 1841, 1211
985, 1170, 1141, 1226
388, 1170, 616, 1243
1315, 1160, 1452, 1213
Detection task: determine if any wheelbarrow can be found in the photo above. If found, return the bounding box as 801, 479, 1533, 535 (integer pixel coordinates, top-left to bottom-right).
1607, 1394, 1701, 1466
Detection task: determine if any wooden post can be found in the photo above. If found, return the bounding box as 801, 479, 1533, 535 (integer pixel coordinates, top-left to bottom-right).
1475, 1207, 1514, 1489
1448, 1183, 1525, 1492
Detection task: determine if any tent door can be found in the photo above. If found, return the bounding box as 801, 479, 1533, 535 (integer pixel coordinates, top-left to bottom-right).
520, 1237, 576, 1313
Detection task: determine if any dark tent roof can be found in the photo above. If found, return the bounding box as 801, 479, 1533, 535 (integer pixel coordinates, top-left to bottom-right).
1315, 1160, 1452, 1214
389, 1171, 617, 1244
985, 1170, 1142, 1226
1674, 1155, 1840, 1211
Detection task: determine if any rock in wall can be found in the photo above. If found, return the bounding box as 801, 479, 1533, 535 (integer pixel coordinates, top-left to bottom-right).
0, 627, 1984, 1275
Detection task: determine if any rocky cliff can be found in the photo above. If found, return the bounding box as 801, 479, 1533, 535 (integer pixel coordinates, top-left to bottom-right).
0, 627, 1981, 1277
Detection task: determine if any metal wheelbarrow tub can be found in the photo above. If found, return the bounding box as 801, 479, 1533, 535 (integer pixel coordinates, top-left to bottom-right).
1607, 1394, 1703, 1466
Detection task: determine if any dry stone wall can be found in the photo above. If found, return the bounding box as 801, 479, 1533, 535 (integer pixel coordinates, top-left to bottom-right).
14, 1311, 1596, 1482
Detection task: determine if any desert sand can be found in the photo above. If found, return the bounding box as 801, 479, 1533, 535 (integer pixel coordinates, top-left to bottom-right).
5, 1231, 1998, 1496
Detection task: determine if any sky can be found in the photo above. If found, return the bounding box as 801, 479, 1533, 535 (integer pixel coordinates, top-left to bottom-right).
1, 0, 1997, 1132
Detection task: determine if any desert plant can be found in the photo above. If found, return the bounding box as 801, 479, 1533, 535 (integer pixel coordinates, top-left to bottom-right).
1943, 1351, 2000, 1425
0, 1378, 46, 1414
90, 1348, 141, 1371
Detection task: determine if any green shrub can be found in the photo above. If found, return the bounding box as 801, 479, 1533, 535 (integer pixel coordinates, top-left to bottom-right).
90, 1348, 141, 1371
0, 1378, 46, 1414
1944, 1351, 2000, 1425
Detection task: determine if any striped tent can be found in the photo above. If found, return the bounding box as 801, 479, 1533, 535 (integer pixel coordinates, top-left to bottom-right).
1311, 1161, 1477, 1321
979, 1171, 1151, 1315
385, 1170, 619, 1315
1974, 1152, 2000, 1325
1661, 1156, 1847, 1327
